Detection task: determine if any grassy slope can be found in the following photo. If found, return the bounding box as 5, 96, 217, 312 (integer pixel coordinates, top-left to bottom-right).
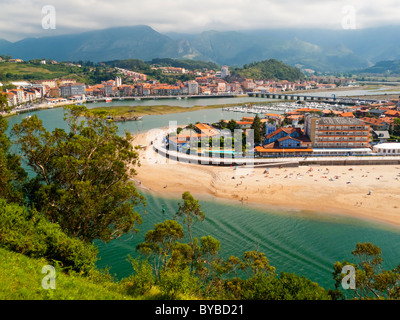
0, 247, 199, 300
0, 62, 89, 82
0, 247, 132, 300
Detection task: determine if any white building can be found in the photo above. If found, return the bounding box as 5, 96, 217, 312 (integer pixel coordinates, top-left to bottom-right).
221, 66, 230, 79
187, 80, 199, 95
373, 143, 400, 155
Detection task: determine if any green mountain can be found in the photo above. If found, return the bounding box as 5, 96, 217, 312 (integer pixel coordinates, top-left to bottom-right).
231, 59, 304, 82
3, 25, 400, 72
357, 60, 400, 75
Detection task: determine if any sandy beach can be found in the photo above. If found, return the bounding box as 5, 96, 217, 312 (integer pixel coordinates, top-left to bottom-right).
130, 130, 400, 228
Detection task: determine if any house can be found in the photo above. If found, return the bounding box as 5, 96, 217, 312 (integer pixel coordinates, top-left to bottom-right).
360, 117, 390, 131
264, 127, 312, 149
339, 112, 355, 118
372, 131, 390, 143
384, 110, 400, 118
194, 123, 220, 137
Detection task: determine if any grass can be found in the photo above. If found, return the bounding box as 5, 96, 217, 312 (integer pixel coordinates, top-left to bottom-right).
88, 101, 281, 117
0, 247, 200, 300
0, 62, 91, 82
0, 247, 133, 300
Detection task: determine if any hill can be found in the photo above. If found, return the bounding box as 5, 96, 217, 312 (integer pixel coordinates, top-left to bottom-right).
0, 60, 119, 84
230, 59, 304, 82
356, 59, 400, 75
0, 246, 132, 300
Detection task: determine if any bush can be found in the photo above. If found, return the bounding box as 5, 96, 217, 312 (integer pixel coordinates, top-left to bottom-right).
158, 267, 200, 299
120, 257, 155, 296
0, 199, 98, 273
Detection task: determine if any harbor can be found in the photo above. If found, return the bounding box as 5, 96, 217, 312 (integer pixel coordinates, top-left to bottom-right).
222, 101, 350, 114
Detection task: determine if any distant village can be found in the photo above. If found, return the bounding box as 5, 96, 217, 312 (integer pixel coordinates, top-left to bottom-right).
1, 58, 359, 108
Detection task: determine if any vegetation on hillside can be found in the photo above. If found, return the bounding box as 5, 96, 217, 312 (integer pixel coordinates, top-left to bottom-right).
357, 60, 400, 76
0, 59, 119, 85
229, 59, 305, 82
148, 58, 219, 71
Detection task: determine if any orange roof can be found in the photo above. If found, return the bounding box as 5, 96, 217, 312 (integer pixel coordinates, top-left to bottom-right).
294, 108, 321, 113
340, 112, 355, 118
236, 121, 253, 125
255, 146, 313, 153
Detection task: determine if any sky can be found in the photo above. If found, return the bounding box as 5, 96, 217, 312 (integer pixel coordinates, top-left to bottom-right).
1, 0, 400, 41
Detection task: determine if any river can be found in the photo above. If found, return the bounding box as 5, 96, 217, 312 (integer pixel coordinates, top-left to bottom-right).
5, 95, 400, 291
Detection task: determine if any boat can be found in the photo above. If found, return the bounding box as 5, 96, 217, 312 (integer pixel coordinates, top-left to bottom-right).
105, 98, 112, 103
176, 97, 182, 100
134, 98, 141, 101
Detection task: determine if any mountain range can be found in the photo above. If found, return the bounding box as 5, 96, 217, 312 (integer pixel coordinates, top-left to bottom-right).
1, 25, 400, 73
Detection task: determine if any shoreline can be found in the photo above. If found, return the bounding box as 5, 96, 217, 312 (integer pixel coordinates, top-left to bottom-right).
130, 130, 400, 229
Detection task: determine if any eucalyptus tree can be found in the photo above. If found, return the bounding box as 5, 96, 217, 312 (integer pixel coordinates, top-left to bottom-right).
12, 105, 145, 243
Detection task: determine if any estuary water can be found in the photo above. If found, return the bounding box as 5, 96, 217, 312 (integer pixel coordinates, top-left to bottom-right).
6, 96, 400, 290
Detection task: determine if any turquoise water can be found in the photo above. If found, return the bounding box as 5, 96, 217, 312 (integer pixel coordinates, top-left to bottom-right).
6, 97, 400, 291
95, 191, 400, 290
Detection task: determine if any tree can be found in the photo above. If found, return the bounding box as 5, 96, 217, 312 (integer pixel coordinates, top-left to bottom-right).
136, 220, 185, 278
0, 116, 26, 203
251, 114, 263, 145
12, 105, 145, 243
227, 119, 238, 133
175, 191, 205, 247
0, 93, 11, 113
332, 243, 400, 300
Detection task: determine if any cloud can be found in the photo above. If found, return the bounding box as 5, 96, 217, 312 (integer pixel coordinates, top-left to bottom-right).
1, 0, 400, 41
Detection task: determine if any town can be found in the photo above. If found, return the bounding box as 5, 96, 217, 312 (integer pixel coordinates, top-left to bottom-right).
1, 58, 399, 159
0, 58, 358, 109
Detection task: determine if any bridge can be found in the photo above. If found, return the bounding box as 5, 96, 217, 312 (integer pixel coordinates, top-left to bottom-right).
248, 92, 379, 105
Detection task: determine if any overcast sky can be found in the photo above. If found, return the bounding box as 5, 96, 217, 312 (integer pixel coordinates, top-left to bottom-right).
1, 0, 400, 41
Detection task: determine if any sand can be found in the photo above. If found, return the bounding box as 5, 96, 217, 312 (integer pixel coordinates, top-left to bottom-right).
129, 130, 400, 228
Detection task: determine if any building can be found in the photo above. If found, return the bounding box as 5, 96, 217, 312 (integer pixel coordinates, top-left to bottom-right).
305, 116, 370, 149
373, 143, 400, 155
263, 127, 312, 149
372, 131, 390, 144
221, 66, 230, 79
187, 80, 199, 95
59, 83, 86, 97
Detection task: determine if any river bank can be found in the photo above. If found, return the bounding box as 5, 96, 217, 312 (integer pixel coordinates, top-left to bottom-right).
130, 130, 400, 228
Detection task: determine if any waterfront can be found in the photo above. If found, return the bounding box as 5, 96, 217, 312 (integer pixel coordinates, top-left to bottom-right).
5, 95, 400, 291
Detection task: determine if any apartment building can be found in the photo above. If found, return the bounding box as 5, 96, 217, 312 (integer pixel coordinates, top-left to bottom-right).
59, 83, 86, 97
305, 116, 370, 149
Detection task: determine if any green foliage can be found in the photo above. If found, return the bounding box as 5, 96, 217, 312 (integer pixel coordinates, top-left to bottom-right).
158, 267, 201, 299
232, 59, 304, 82
239, 273, 331, 300
120, 257, 155, 296
0, 247, 131, 300
149, 58, 219, 71
0, 199, 98, 272
175, 191, 205, 245
332, 242, 400, 300
136, 220, 185, 278
12, 106, 144, 243
251, 114, 263, 145
0, 116, 27, 204
358, 60, 400, 75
